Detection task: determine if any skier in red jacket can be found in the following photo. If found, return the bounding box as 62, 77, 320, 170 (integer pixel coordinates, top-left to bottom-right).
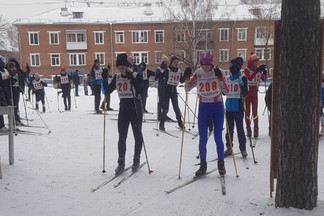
244, 52, 267, 138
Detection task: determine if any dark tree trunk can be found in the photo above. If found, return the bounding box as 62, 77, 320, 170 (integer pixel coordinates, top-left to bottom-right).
275, 0, 321, 209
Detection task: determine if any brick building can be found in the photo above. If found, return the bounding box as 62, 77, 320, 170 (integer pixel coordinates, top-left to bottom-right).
15, 4, 274, 77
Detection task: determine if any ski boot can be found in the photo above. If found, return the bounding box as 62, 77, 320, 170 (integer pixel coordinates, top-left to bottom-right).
95, 109, 102, 114
159, 121, 165, 131
177, 119, 184, 129
132, 156, 140, 172
218, 160, 226, 176
241, 150, 248, 158
224, 147, 232, 157
195, 161, 207, 177
115, 158, 125, 175
246, 126, 252, 138
254, 126, 259, 138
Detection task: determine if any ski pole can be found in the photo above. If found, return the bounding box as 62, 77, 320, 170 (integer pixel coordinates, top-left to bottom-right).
22, 92, 29, 126
102, 95, 107, 173
26, 99, 51, 134
73, 88, 77, 108
56, 86, 61, 112
192, 94, 199, 129
45, 94, 51, 113
131, 85, 153, 174
218, 79, 239, 178
248, 114, 258, 164
177, 92, 197, 119
178, 79, 189, 180
156, 82, 159, 136
187, 97, 191, 131
262, 105, 267, 116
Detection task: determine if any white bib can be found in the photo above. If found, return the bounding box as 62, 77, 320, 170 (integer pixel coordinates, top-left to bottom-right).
94, 68, 103, 80
0, 69, 9, 81
60, 75, 69, 85
116, 74, 134, 99
197, 76, 220, 98
33, 79, 43, 90
226, 77, 241, 99
167, 69, 181, 86
247, 69, 262, 86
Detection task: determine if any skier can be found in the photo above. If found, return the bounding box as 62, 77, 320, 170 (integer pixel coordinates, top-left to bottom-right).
265, 82, 273, 136
185, 53, 229, 177
26, 67, 33, 101
155, 54, 172, 121
244, 52, 267, 138
73, 70, 80, 96
0, 56, 10, 131
57, 67, 72, 111
138, 62, 155, 113
103, 53, 144, 174
100, 64, 114, 111
158, 55, 185, 131
223, 57, 248, 158
31, 73, 48, 112
90, 59, 104, 114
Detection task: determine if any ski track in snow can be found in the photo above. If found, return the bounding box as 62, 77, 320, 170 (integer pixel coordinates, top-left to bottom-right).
0, 86, 323, 216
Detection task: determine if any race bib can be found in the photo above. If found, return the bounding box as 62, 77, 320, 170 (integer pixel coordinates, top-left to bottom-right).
197, 78, 220, 98
33, 80, 43, 90
0, 70, 9, 81
60, 75, 69, 84
226, 78, 241, 99
95, 68, 103, 80
167, 70, 180, 86
143, 69, 148, 80
248, 73, 261, 86
116, 74, 133, 99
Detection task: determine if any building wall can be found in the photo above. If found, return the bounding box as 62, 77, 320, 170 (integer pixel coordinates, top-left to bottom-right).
16, 20, 274, 78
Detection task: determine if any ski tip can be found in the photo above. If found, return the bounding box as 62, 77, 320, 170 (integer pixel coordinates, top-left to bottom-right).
254, 161, 258, 164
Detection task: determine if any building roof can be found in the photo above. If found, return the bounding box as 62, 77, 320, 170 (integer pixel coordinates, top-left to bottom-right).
14, 3, 257, 25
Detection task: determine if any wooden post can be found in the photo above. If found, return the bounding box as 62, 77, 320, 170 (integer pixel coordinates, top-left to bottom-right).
270, 20, 281, 198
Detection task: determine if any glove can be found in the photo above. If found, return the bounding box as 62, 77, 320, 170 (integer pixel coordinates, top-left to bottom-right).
125, 72, 134, 80
262, 68, 267, 76
184, 67, 192, 79
257, 64, 266, 74
214, 67, 222, 78
237, 78, 243, 86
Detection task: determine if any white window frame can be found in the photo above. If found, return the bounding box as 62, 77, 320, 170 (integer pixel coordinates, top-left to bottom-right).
176, 30, 186, 42
237, 49, 247, 61
50, 53, 60, 67
94, 31, 105, 45
28, 31, 39, 46
131, 30, 149, 44
237, 28, 247, 41
115, 31, 125, 44
179, 50, 186, 62
154, 51, 163, 64
94, 52, 105, 66
30, 53, 41, 67
264, 48, 272, 61
255, 27, 264, 39
219, 49, 229, 62
66, 31, 87, 43
48, 31, 60, 45
115, 52, 127, 57
131, 51, 149, 64
154, 30, 164, 43
219, 28, 230, 42
68, 53, 86, 66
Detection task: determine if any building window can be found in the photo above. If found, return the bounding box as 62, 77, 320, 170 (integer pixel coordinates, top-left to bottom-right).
48, 32, 59, 45
255, 48, 271, 61
219, 49, 229, 62
155, 30, 164, 43
50, 54, 60, 66
237, 28, 247, 41
255, 27, 263, 39
115, 31, 124, 44
219, 28, 229, 42
237, 49, 247, 61
179, 50, 186, 62
155, 51, 163, 64
30, 53, 40, 67
28, 32, 39, 45
176, 30, 185, 42
67, 32, 86, 42
132, 31, 148, 44
94, 31, 104, 45
95, 52, 105, 65
69, 53, 86, 66
132, 52, 149, 64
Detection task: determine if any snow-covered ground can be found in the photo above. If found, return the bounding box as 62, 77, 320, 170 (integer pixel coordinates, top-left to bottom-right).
0, 86, 323, 216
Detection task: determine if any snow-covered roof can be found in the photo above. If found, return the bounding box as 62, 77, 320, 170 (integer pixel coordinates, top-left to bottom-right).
14, 4, 257, 25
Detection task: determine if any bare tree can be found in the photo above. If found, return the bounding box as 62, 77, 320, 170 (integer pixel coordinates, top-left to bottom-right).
163, 0, 218, 70
275, 0, 320, 209
0, 15, 9, 50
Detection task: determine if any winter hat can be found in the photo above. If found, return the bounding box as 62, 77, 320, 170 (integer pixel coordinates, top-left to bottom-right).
127, 56, 134, 64
94, 59, 100, 64
0, 56, 6, 64
230, 57, 244, 70
161, 54, 169, 63
200, 53, 213, 66
34, 73, 40, 79
60, 67, 66, 73
169, 55, 179, 65
139, 62, 146, 70
116, 53, 129, 67
247, 52, 259, 68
